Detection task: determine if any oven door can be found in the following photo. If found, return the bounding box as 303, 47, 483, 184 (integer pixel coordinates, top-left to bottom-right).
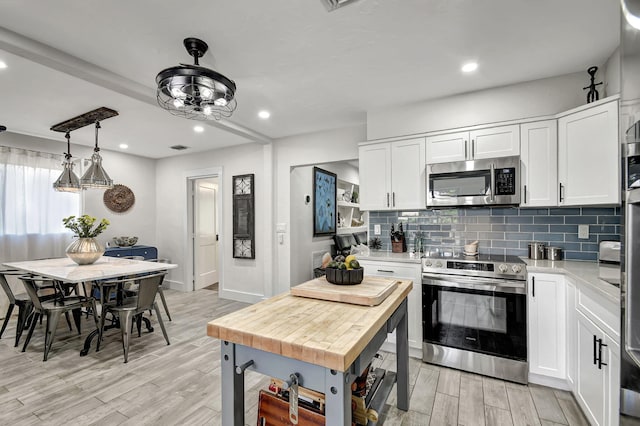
422, 273, 527, 361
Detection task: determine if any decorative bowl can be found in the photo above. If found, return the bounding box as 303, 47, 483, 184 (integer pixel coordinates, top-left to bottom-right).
113, 236, 138, 247
325, 267, 364, 285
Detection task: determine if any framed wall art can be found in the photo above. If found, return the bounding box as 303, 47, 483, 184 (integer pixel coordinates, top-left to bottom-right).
313, 167, 337, 237
232, 174, 255, 259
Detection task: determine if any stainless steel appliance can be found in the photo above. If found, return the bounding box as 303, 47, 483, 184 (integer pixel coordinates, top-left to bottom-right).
600, 240, 622, 264
421, 254, 528, 383
426, 156, 520, 207
621, 2, 640, 422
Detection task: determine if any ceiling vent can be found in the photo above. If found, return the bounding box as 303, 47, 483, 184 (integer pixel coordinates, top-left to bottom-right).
321, 0, 361, 12
170, 144, 190, 151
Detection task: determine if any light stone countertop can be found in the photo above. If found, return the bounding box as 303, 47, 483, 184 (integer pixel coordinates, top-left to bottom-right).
357, 251, 422, 264
521, 258, 620, 305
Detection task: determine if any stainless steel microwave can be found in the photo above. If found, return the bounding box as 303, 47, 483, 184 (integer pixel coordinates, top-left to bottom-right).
427, 155, 520, 207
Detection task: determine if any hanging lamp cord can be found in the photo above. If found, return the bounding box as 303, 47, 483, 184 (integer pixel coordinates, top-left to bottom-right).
64, 132, 72, 160
94, 121, 101, 153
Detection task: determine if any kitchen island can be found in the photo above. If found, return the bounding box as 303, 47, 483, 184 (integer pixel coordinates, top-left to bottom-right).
207, 279, 412, 425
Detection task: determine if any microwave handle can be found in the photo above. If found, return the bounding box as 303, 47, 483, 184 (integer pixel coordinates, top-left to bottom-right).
489, 163, 495, 202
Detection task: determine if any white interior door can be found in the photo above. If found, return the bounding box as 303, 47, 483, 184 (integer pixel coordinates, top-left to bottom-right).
194, 177, 218, 290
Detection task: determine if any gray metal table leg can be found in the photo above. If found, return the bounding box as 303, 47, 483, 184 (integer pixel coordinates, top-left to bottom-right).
396, 303, 409, 411
325, 368, 351, 425
221, 341, 244, 426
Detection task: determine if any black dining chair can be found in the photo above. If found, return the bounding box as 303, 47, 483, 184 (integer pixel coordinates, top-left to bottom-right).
20, 275, 98, 361
97, 272, 169, 363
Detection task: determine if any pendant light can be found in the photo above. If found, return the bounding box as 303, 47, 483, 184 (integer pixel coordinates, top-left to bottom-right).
53, 132, 81, 193
80, 121, 113, 189
156, 37, 237, 121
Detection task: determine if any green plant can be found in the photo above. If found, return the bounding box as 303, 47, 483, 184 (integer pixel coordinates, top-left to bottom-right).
62, 215, 110, 238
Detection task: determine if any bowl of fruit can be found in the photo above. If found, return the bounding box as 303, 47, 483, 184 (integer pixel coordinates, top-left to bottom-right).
325, 254, 364, 285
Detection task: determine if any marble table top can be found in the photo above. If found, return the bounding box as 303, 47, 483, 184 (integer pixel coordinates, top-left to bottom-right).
3, 256, 177, 283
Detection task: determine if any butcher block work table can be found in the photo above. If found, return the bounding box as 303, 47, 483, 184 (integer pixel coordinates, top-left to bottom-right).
207, 279, 412, 425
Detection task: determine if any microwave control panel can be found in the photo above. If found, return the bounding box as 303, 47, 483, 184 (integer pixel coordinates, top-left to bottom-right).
494, 168, 516, 195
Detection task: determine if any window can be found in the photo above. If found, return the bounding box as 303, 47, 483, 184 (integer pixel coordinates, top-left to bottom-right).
0, 146, 80, 236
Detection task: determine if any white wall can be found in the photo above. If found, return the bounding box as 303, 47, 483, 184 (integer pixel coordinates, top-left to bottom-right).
0, 132, 157, 250
604, 47, 621, 97
366, 71, 601, 140
154, 142, 272, 302
274, 125, 366, 295
289, 161, 359, 286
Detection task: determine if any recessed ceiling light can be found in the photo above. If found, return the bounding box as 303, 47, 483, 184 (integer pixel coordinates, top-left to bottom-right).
461, 62, 478, 73
258, 110, 271, 119
119, 143, 128, 149
194, 125, 204, 133
0, 60, 7, 69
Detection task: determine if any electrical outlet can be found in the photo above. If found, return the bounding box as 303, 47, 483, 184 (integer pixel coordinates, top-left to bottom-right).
578, 224, 589, 239
374, 224, 381, 235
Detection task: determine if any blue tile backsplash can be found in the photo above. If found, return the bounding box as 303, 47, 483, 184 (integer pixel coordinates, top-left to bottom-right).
368, 207, 621, 261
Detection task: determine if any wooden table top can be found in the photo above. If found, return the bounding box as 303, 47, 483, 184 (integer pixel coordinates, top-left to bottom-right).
3, 256, 177, 283
207, 280, 412, 371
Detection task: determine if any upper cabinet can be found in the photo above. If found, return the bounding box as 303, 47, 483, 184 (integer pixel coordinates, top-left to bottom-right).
426, 124, 520, 164
359, 137, 426, 210
558, 99, 619, 206
520, 120, 558, 207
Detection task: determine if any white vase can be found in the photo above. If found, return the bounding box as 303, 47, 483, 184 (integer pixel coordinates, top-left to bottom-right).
65, 237, 105, 265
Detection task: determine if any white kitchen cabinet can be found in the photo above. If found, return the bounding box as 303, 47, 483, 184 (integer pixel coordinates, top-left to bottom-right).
358, 138, 425, 211
520, 120, 558, 207
565, 278, 577, 391
558, 98, 619, 206
426, 125, 519, 164
575, 310, 620, 426
358, 260, 421, 355
528, 273, 566, 380
336, 179, 366, 234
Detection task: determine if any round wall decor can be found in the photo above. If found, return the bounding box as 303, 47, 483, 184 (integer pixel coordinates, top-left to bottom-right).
103, 184, 135, 213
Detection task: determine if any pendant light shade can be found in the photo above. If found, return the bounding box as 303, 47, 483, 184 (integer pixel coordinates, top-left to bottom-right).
80, 122, 113, 189
53, 132, 81, 193
156, 37, 237, 121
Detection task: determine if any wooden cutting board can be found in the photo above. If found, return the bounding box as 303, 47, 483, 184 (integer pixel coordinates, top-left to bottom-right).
290, 275, 398, 306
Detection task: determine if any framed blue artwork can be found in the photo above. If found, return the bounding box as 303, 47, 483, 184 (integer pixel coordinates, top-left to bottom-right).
313, 167, 337, 236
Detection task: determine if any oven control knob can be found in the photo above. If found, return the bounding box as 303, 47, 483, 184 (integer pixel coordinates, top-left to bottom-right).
435, 261, 443, 268
512, 264, 522, 274
424, 259, 432, 267
498, 264, 509, 273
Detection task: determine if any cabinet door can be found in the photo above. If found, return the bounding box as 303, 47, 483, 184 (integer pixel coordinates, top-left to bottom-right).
425, 131, 468, 163
470, 124, 520, 160
558, 100, 619, 206
359, 260, 421, 351
576, 311, 607, 426
358, 143, 392, 210
390, 138, 426, 210
604, 334, 620, 426
566, 279, 577, 391
520, 120, 558, 207
528, 273, 566, 379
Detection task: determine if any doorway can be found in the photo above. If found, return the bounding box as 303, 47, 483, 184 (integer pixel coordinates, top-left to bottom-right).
192, 176, 220, 290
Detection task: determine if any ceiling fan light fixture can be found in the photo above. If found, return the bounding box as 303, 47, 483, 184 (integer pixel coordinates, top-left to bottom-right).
53, 132, 82, 193
156, 37, 237, 121
80, 121, 113, 189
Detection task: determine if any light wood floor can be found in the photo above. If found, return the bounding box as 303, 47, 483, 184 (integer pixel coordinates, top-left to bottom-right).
0, 288, 589, 425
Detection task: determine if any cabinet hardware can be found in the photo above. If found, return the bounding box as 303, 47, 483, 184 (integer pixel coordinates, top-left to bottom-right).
532, 276, 535, 297
524, 185, 527, 204
392, 192, 396, 207
235, 359, 254, 374
377, 269, 394, 273
598, 338, 608, 369
471, 139, 475, 158
465, 140, 468, 159
559, 183, 564, 203
386, 193, 390, 207
593, 335, 597, 365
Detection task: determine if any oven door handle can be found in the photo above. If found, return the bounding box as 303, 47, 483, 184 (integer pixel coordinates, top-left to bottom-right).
422, 273, 526, 295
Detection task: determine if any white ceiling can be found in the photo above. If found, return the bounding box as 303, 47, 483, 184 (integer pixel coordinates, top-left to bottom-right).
0, 0, 620, 158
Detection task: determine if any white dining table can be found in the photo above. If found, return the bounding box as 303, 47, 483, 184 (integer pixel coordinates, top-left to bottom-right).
3, 256, 177, 283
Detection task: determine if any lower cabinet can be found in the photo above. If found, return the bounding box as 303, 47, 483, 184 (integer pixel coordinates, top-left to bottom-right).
358, 260, 421, 354
575, 310, 620, 426
528, 273, 566, 379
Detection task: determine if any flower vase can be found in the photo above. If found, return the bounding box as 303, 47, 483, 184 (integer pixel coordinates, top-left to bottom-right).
66, 237, 105, 265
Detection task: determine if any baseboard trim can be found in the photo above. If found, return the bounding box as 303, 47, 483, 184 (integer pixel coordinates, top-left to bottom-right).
528, 373, 571, 391
163, 279, 188, 292
219, 288, 263, 304
380, 341, 423, 360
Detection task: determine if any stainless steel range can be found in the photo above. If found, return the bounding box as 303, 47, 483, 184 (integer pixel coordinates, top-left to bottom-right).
422, 254, 528, 383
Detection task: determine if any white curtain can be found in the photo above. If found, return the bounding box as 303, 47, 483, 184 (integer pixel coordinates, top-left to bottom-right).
0, 146, 79, 262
